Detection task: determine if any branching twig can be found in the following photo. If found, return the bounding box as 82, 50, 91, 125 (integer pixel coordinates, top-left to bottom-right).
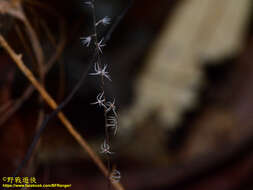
40, 18, 66, 101
0, 85, 33, 126
15, 24, 37, 68
0, 34, 124, 190
0, 0, 45, 77
10, 0, 134, 177
0, 1, 133, 189
0, 14, 66, 127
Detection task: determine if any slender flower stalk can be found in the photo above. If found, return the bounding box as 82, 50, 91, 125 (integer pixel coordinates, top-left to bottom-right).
83, 0, 120, 185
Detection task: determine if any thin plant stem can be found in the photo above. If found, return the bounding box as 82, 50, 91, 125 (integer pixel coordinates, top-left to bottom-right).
0, 34, 125, 190
90, 1, 112, 188
0, 1, 133, 189
0, 16, 66, 127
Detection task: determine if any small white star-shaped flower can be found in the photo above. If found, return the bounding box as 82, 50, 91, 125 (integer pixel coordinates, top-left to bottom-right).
91, 92, 106, 107
89, 62, 111, 81
100, 140, 114, 154
106, 116, 118, 136
96, 16, 111, 26
83, 1, 93, 7
105, 99, 117, 117
110, 170, 121, 183
80, 36, 92, 47
97, 38, 106, 54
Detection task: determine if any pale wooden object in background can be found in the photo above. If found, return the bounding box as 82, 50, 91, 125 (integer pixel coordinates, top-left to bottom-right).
120, 0, 251, 131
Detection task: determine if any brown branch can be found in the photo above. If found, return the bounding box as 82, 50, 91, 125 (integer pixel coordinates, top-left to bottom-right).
0, 34, 125, 190
0, 0, 44, 78
22, 14, 44, 78
10, 2, 46, 169
0, 85, 33, 126
40, 18, 66, 101
15, 24, 37, 68
40, 19, 57, 46
0, 12, 67, 127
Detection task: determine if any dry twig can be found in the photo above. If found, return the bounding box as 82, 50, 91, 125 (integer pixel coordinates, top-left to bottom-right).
0, 34, 125, 190
0, 8, 66, 126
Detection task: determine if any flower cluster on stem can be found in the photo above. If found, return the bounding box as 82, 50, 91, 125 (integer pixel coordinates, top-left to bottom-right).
82, 0, 120, 184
